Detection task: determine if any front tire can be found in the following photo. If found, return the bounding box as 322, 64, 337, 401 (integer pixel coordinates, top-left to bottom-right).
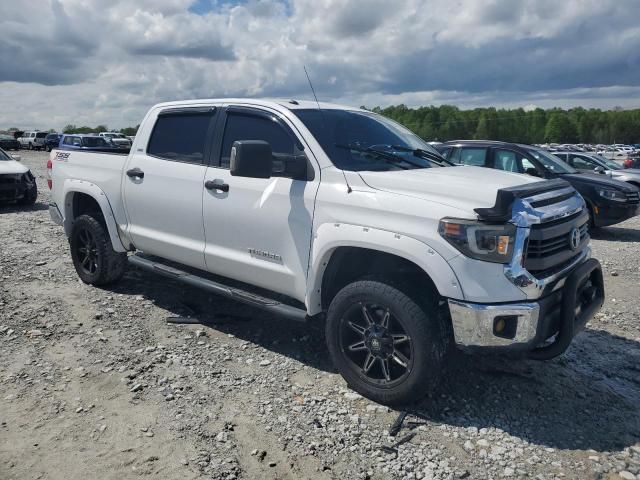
70, 215, 126, 285
17, 183, 37, 206
325, 279, 450, 406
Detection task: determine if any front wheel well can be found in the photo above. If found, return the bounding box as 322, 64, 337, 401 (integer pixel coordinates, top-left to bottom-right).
320, 247, 440, 311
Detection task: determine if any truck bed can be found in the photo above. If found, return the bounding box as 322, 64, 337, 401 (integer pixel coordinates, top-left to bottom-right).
50, 149, 129, 227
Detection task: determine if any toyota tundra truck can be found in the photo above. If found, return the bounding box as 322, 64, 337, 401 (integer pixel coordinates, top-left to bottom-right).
48, 99, 604, 405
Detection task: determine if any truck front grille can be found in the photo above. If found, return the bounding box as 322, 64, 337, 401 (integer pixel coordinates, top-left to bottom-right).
524, 210, 590, 277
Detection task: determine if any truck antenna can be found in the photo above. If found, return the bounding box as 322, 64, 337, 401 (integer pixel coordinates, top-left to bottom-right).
303, 66, 352, 193
304, 65, 321, 111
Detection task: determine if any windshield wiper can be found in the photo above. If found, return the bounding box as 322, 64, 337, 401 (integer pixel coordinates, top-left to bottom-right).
335, 144, 414, 170
388, 145, 453, 166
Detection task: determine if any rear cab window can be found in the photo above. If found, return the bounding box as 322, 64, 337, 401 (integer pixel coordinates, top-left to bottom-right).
147, 108, 216, 164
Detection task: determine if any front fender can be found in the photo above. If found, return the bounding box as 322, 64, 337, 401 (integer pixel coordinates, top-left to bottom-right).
61, 179, 127, 252
306, 222, 464, 315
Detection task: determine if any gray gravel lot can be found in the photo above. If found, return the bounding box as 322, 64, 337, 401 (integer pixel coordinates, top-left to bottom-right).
1, 150, 639, 480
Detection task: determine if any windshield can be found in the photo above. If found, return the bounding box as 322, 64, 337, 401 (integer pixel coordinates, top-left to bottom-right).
0, 148, 11, 161
525, 147, 577, 174
293, 109, 445, 171
82, 137, 108, 147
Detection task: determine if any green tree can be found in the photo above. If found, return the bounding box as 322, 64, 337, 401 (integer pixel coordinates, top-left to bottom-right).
120, 125, 139, 136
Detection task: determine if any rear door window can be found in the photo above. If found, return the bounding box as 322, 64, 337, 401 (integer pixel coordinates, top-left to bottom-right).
459, 148, 487, 167
147, 110, 215, 164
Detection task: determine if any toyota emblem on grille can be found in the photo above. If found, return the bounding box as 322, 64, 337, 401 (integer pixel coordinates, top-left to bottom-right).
569, 227, 581, 250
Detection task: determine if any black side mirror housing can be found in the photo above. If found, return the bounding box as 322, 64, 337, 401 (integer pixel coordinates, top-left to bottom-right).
525, 167, 540, 177
230, 140, 272, 179
273, 153, 310, 180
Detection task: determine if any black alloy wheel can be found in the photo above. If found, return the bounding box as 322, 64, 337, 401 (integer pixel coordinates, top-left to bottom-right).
325, 278, 450, 405
75, 227, 99, 275
340, 302, 413, 386
69, 214, 127, 285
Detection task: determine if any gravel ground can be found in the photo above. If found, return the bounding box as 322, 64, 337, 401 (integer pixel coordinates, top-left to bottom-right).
1, 150, 639, 480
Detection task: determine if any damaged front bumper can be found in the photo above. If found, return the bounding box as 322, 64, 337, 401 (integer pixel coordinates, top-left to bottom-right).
448, 258, 604, 359
0, 172, 35, 202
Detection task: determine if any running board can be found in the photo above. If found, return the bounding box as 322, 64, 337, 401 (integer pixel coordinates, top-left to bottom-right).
128, 254, 307, 323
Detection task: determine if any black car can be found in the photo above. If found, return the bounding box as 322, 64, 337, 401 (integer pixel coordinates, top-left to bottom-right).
0, 134, 20, 151
437, 140, 640, 227
44, 133, 62, 152
0, 148, 37, 205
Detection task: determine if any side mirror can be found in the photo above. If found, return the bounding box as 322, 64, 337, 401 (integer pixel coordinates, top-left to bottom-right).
230, 140, 272, 179
594, 166, 605, 174
11, 154, 21, 161
525, 167, 540, 177
273, 153, 309, 180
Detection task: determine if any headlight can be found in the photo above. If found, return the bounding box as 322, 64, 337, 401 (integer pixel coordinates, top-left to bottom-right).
439, 218, 516, 263
597, 188, 627, 202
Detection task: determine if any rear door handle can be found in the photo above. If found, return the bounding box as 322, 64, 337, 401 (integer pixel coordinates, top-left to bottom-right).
205, 180, 229, 192
127, 168, 144, 178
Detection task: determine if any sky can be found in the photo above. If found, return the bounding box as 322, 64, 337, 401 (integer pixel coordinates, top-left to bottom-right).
1, 0, 639, 131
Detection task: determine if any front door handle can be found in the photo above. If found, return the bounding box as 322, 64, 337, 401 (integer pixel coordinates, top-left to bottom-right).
126, 168, 144, 178
205, 180, 229, 192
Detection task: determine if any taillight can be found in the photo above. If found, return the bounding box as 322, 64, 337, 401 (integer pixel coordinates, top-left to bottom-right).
47, 159, 52, 189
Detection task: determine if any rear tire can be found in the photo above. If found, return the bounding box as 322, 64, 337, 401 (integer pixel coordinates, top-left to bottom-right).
70, 215, 126, 285
325, 278, 450, 406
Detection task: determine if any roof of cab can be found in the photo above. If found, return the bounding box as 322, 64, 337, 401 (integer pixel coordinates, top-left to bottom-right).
151, 98, 363, 112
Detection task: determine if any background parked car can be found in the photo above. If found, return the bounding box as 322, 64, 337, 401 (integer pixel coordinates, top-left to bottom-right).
58, 134, 130, 153
98, 132, 132, 148
623, 157, 640, 169
553, 152, 640, 188
0, 134, 20, 151
18, 131, 47, 150
44, 133, 62, 152
0, 147, 37, 205
437, 140, 640, 227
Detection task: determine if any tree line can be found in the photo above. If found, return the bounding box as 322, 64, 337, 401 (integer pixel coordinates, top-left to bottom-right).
62, 124, 139, 136
369, 105, 640, 145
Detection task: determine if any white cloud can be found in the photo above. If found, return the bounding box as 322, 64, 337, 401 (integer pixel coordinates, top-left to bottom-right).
0, 0, 638, 130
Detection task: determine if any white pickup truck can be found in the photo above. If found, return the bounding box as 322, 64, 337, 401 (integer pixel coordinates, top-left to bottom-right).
48, 99, 604, 405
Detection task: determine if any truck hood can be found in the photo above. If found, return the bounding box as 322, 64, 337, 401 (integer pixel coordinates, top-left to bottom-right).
358, 166, 542, 213
0, 159, 29, 175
